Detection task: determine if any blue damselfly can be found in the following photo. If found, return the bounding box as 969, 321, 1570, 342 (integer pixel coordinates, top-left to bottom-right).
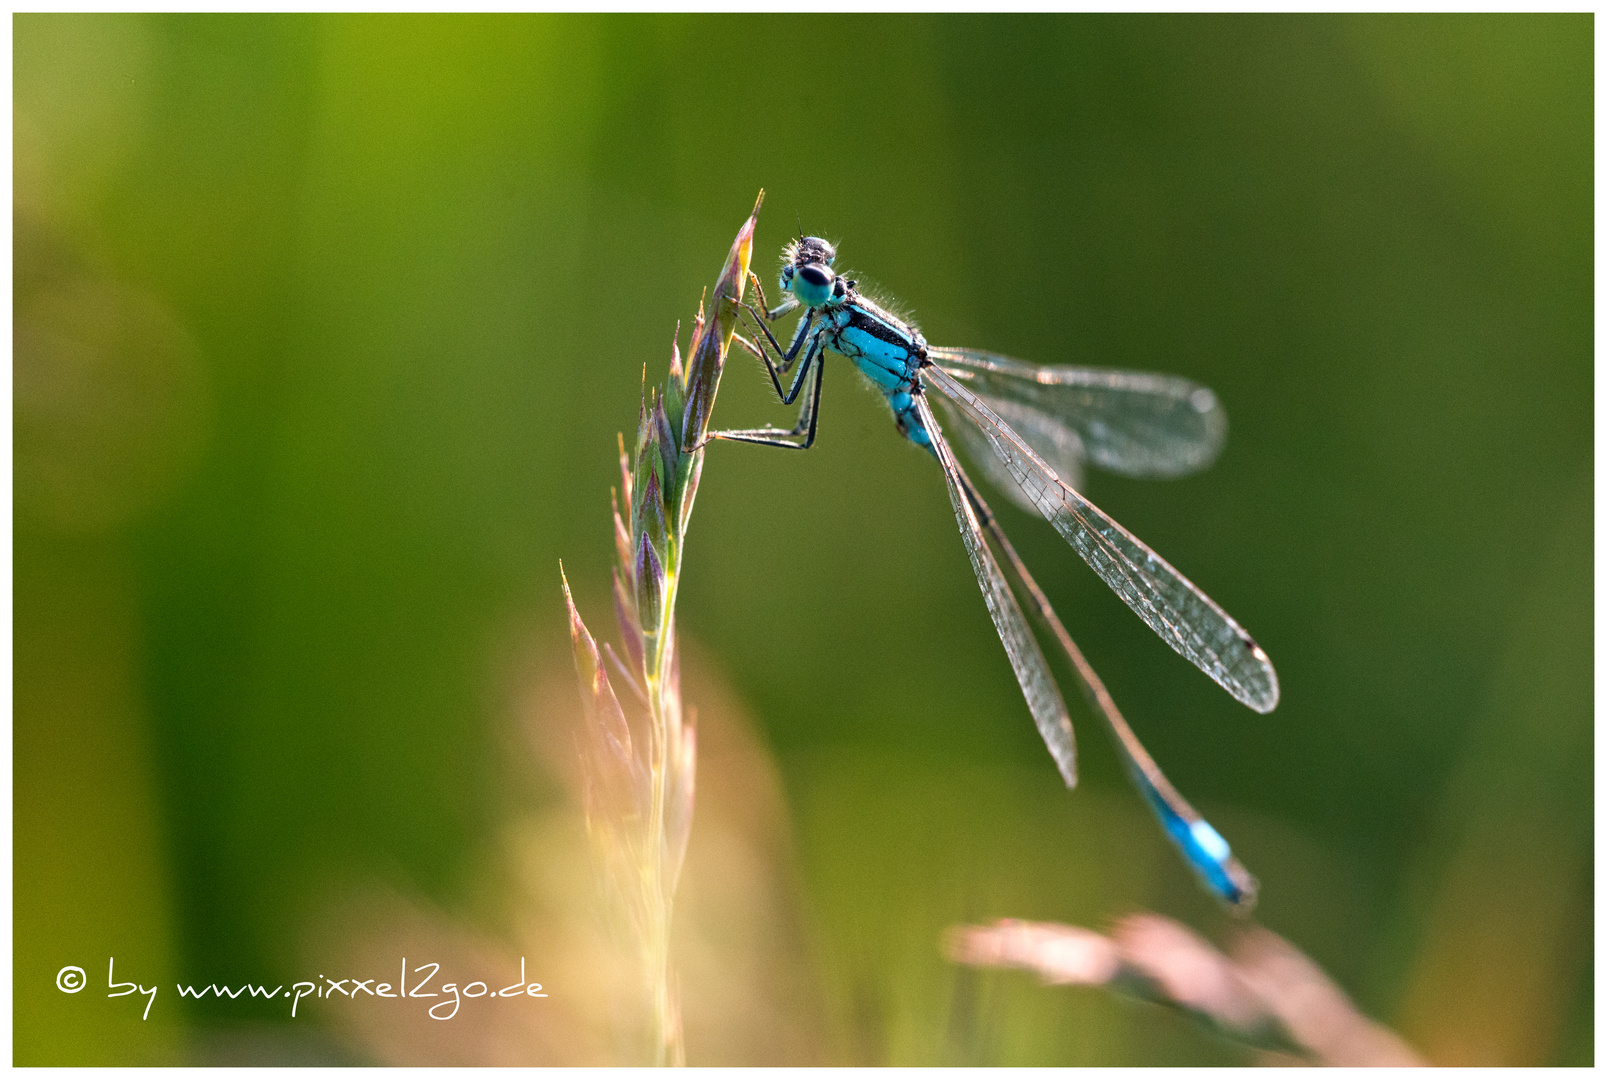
700, 235, 1277, 909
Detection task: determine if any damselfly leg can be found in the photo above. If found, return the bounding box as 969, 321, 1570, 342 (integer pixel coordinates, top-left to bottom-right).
747, 270, 801, 327
694, 333, 825, 452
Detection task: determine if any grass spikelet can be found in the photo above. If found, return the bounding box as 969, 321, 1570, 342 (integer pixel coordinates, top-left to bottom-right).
561, 192, 762, 1065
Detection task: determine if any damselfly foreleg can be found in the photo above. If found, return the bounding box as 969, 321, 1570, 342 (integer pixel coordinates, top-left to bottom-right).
746, 270, 800, 325
741, 272, 812, 376
734, 315, 822, 406
693, 337, 825, 452
740, 305, 815, 383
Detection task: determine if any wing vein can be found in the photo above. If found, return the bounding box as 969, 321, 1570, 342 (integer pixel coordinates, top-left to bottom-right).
915, 392, 1079, 786
923, 363, 1279, 713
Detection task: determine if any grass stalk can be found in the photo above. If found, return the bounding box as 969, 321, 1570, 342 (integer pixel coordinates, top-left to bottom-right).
561, 193, 761, 1065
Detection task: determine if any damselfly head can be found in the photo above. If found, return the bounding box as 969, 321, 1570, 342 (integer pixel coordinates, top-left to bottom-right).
794, 236, 836, 267
779, 236, 838, 308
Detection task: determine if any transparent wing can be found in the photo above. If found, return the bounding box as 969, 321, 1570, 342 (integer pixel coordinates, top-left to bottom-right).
948, 463, 1256, 910
942, 392, 1086, 516
929, 345, 1227, 479
915, 393, 1079, 786
923, 364, 1279, 714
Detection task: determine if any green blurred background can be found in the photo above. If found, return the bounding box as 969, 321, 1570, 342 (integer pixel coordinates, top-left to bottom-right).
14, 13, 1592, 1066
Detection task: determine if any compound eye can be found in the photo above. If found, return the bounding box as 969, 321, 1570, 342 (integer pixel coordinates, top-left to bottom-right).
791, 262, 835, 307
798, 264, 833, 289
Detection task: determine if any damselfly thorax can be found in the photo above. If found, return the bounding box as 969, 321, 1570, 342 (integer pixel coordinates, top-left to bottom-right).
813, 287, 934, 447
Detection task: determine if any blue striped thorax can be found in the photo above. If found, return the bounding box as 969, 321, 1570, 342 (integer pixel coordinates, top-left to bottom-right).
822, 292, 926, 390
778, 238, 930, 442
